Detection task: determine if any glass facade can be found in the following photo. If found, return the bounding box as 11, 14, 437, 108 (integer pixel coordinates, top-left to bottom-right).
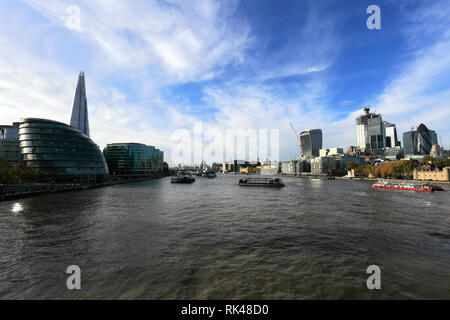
0, 122, 20, 165
70, 72, 90, 137
18, 118, 108, 179
103, 143, 164, 175
403, 124, 436, 155
355, 108, 386, 150
416, 123, 433, 155
0, 140, 20, 166
403, 131, 416, 154
300, 129, 322, 157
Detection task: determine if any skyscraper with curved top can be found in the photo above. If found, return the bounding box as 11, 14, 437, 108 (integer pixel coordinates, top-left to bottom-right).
70, 71, 90, 137
300, 129, 322, 157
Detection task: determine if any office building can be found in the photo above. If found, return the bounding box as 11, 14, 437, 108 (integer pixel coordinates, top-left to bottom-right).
0, 140, 21, 166
19, 118, 108, 181
402, 131, 416, 155
103, 143, 164, 176
416, 124, 433, 155
429, 130, 438, 147
384, 121, 400, 148
356, 107, 385, 150
0, 122, 20, 140
319, 148, 344, 157
403, 123, 437, 155
222, 160, 248, 173
300, 129, 322, 157
280, 158, 310, 175
311, 155, 366, 176
0, 122, 20, 165
70, 72, 90, 137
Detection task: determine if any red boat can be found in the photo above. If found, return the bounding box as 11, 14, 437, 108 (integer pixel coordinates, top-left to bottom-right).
372, 179, 444, 192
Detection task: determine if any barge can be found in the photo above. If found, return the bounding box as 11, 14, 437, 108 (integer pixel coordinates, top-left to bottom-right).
372, 179, 444, 192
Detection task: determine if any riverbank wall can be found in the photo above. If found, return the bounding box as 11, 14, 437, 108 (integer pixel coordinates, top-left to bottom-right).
0, 174, 168, 202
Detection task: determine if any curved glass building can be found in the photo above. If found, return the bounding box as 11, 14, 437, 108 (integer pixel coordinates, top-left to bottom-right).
300, 129, 322, 157
18, 118, 108, 181
416, 123, 433, 155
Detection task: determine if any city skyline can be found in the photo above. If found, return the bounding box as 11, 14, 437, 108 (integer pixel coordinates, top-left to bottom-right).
0, 0, 449, 164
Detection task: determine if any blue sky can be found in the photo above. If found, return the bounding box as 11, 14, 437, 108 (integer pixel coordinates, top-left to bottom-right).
0, 0, 449, 163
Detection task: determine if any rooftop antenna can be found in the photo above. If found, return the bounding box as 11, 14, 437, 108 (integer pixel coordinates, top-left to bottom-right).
289, 122, 302, 157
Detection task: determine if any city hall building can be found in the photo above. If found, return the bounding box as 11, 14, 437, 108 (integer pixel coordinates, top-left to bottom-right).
18, 118, 108, 182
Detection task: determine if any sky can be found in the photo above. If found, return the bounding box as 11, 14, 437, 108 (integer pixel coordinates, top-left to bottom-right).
0, 0, 449, 164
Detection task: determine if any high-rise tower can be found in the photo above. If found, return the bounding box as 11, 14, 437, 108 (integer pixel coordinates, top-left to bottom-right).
300, 129, 322, 157
70, 71, 90, 137
356, 107, 385, 150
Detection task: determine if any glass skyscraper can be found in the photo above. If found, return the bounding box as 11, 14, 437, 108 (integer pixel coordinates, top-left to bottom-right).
402, 123, 437, 155
356, 107, 386, 150
402, 131, 416, 155
300, 129, 322, 157
70, 72, 90, 137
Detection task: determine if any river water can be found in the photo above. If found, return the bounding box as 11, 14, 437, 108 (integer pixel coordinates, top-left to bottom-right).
0, 175, 449, 299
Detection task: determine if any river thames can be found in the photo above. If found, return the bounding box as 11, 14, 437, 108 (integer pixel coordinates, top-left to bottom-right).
0, 175, 449, 299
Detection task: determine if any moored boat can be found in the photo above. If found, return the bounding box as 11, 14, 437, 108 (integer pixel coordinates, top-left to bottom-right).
171, 172, 196, 184
239, 177, 285, 187
372, 179, 444, 192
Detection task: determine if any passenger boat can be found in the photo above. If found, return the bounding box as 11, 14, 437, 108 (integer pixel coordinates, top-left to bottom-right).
372, 179, 444, 192
171, 172, 196, 184
238, 177, 285, 187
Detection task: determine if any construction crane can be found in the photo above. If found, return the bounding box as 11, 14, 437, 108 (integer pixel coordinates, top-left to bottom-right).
289, 122, 302, 157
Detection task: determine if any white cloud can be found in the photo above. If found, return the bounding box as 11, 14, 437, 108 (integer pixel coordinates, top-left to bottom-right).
22, 0, 250, 83
373, 0, 450, 148
3, 0, 447, 167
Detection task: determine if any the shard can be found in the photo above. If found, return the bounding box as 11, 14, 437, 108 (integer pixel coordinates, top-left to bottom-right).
70, 71, 90, 137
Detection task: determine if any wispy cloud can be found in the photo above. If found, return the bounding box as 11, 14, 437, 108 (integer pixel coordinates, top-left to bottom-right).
0, 0, 448, 165
22, 0, 251, 84
374, 0, 450, 147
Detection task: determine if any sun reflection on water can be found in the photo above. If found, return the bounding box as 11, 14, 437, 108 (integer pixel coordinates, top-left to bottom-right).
11, 202, 24, 214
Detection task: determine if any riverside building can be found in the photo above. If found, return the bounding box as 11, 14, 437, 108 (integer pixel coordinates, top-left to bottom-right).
311, 154, 366, 176
0, 122, 20, 166
18, 118, 108, 182
103, 143, 164, 176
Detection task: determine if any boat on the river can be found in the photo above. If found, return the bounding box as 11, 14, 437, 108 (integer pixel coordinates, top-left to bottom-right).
196, 161, 217, 178
171, 172, 196, 184
372, 179, 444, 192
238, 177, 285, 187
